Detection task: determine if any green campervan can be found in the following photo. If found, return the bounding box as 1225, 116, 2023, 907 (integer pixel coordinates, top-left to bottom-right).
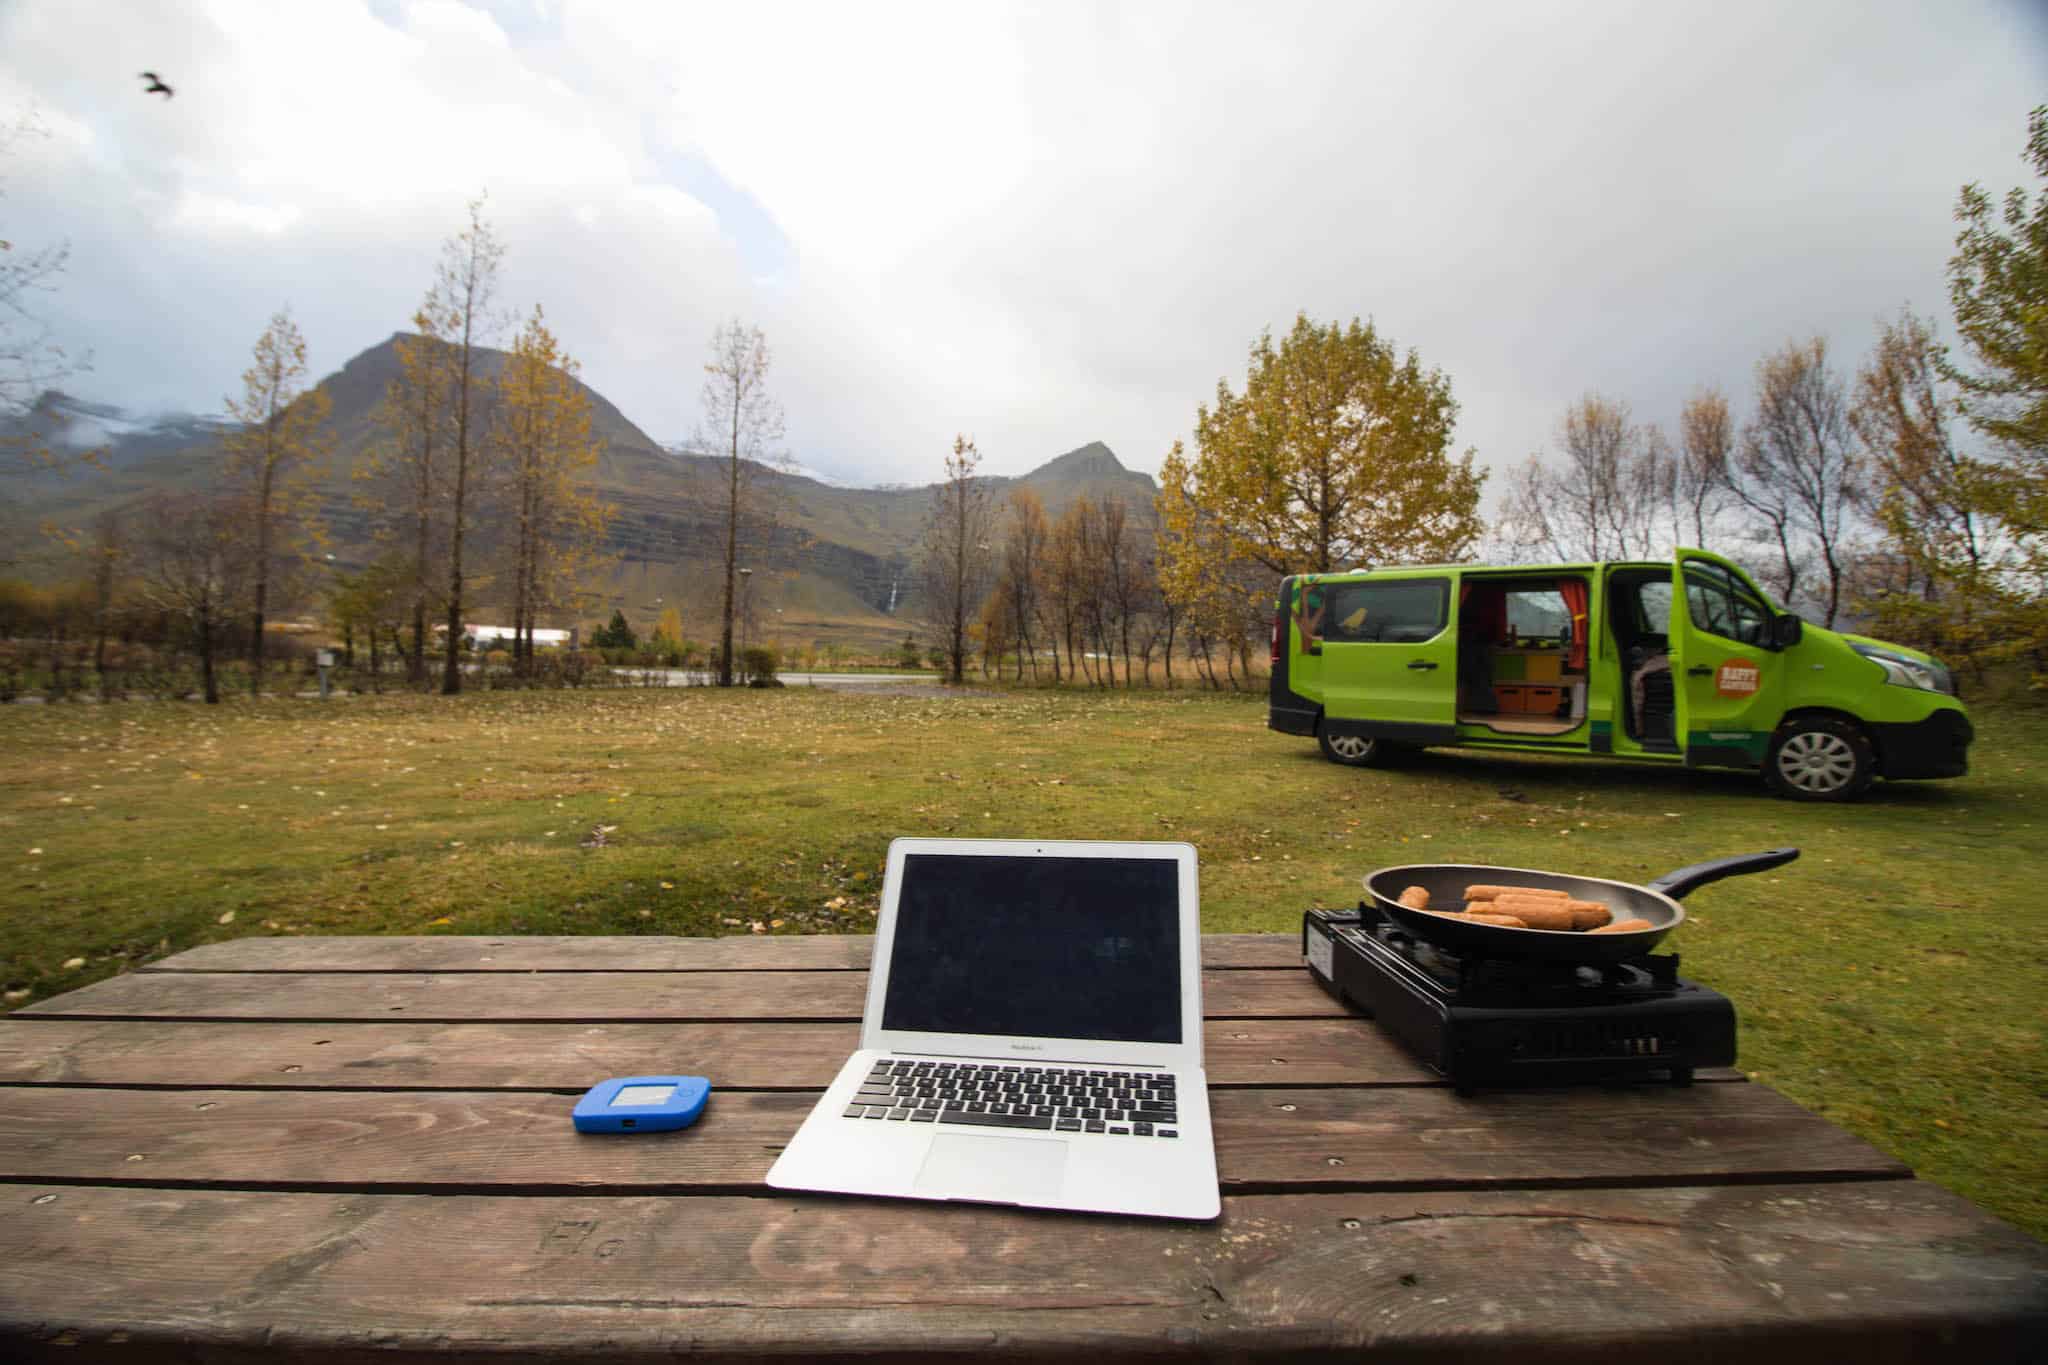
1267, 549, 1972, 801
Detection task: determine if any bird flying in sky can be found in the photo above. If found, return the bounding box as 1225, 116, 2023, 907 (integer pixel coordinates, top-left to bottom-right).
139, 72, 173, 98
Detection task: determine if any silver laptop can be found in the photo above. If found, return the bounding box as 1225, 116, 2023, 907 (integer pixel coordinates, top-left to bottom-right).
767, 837, 1219, 1221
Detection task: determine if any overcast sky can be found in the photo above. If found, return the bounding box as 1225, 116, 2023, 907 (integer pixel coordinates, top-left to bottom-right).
2, 1, 2043, 493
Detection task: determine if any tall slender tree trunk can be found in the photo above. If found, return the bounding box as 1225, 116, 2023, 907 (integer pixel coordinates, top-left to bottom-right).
198, 605, 219, 705
251, 447, 275, 697
442, 314, 476, 697
409, 372, 435, 686
720, 439, 739, 686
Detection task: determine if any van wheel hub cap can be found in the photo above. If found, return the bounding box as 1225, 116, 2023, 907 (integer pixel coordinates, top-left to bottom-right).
1330, 735, 1372, 760
1778, 732, 1855, 792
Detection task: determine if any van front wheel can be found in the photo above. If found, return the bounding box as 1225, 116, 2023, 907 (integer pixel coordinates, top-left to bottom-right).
1318, 724, 1397, 768
1764, 715, 1875, 801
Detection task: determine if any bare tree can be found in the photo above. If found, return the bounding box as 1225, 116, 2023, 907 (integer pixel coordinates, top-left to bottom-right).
431, 197, 505, 696
920, 435, 997, 684
1042, 504, 1088, 682
1731, 338, 1863, 625
1676, 388, 1733, 547
222, 307, 331, 696
698, 320, 785, 687
1852, 310, 1985, 593
138, 493, 245, 705
80, 509, 124, 696
0, 110, 87, 421
1850, 309, 1998, 665
997, 487, 1049, 680
0, 110, 97, 523
1500, 395, 1671, 560
1098, 496, 1154, 687
369, 318, 454, 684
1064, 497, 1111, 685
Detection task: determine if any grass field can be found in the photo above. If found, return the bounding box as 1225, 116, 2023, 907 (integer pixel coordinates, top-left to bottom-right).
1, 683, 2043, 1239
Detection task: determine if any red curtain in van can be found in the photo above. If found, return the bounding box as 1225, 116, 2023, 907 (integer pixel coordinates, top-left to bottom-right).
1559, 578, 1589, 672
1460, 583, 1507, 641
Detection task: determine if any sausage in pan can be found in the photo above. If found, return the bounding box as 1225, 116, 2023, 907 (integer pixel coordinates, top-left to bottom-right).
1463, 884, 1571, 902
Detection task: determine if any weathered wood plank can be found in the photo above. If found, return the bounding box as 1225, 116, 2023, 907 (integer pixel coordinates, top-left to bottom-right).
145, 933, 1309, 973
0, 1017, 1477, 1089
1, 1184, 2040, 1363
0, 1083, 1906, 1191
16, 967, 1339, 1021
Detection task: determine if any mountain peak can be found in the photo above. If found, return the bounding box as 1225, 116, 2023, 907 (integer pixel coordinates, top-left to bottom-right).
1026, 441, 1126, 481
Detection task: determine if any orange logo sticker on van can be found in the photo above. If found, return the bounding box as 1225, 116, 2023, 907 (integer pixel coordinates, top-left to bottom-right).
1716, 659, 1762, 697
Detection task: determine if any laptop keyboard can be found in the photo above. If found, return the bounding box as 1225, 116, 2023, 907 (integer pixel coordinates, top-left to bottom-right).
843, 1059, 1180, 1137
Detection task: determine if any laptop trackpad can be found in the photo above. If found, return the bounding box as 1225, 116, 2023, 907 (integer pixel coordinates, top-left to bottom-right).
912, 1133, 1067, 1204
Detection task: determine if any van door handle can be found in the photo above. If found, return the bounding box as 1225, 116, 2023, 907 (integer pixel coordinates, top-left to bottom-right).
1407, 660, 1439, 671
1687, 666, 1712, 677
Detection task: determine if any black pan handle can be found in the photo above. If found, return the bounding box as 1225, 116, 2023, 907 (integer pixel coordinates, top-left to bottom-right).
1646, 848, 1800, 900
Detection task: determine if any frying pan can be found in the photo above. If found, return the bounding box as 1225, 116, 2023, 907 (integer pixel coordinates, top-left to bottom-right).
1361, 848, 1799, 963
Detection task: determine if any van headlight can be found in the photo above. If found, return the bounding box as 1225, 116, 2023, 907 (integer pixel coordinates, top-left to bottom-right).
1851, 644, 1954, 695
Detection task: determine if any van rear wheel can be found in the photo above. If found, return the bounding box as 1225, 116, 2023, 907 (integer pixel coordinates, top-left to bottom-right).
1764, 715, 1874, 801
1318, 724, 1399, 768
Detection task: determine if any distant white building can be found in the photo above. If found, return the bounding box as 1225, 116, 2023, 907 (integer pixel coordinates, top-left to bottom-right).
463, 624, 573, 649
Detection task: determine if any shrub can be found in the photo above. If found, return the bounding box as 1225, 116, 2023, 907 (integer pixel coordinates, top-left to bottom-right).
590, 609, 637, 651
741, 646, 779, 686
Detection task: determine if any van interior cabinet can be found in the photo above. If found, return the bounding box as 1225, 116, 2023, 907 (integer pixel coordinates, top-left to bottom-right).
1492, 683, 1570, 716
1490, 648, 1566, 683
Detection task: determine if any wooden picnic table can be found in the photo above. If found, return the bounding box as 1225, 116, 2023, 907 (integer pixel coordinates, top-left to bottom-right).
0, 932, 2041, 1361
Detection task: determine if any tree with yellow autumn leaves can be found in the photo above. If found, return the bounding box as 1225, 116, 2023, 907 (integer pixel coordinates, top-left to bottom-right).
1158, 313, 1485, 651
1160, 314, 1484, 572
492, 305, 608, 674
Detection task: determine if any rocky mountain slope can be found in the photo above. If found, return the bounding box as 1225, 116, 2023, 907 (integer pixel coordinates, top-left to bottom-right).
2, 336, 1159, 650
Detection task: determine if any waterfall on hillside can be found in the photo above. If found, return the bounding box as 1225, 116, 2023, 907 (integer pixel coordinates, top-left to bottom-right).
886, 576, 899, 613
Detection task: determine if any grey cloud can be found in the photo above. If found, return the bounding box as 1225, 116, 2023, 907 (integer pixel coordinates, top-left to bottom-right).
3, 0, 2042, 498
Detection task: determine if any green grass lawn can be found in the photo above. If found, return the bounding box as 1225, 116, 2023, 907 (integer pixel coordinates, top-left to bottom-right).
2, 684, 2043, 1239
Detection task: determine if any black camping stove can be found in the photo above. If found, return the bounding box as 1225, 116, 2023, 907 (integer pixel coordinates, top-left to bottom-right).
1303, 903, 1735, 1091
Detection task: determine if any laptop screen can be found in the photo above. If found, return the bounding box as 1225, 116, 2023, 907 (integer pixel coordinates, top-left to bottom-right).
881, 853, 1183, 1044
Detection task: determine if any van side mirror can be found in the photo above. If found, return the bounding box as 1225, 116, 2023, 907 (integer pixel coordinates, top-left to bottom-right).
1771, 614, 1803, 650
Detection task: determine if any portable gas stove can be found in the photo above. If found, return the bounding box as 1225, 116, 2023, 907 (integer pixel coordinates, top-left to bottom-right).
1303, 903, 1735, 1090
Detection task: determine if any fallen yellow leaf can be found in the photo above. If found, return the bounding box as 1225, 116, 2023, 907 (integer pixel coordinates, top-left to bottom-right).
217, 910, 236, 925
62, 957, 84, 970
